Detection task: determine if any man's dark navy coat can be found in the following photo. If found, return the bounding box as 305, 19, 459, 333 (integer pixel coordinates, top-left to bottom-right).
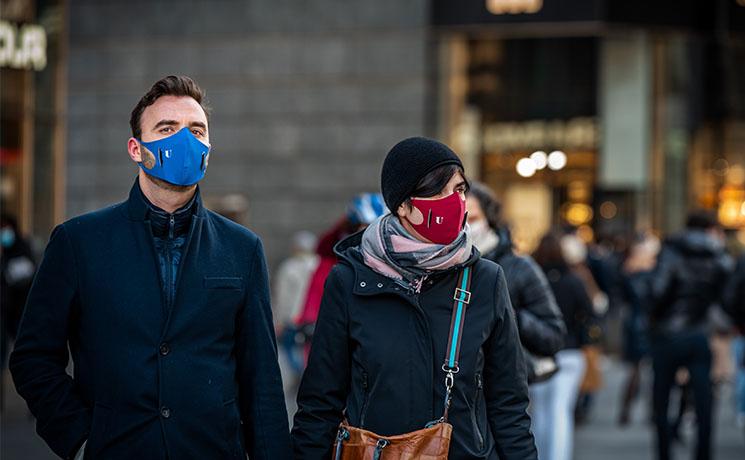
9, 181, 291, 459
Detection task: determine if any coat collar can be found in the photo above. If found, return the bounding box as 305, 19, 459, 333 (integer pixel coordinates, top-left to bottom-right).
333, 231, 480, 299
126, 177, 206, 222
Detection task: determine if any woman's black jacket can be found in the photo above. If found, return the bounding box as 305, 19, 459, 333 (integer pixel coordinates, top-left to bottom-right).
482, 230, 565, 357
291, 233, 537, 460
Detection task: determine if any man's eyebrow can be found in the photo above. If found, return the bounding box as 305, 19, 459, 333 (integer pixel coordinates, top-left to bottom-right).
152, 119, 179, 130
189, 121, 207, 130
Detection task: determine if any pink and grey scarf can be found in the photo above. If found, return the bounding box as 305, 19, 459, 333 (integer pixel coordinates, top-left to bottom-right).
360, 214, 473, 290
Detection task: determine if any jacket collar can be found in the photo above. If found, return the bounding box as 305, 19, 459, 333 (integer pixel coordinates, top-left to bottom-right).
126, 177, 206, 222
333, 231, 480, 298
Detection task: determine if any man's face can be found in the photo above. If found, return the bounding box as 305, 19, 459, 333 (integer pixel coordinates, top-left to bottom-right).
138, 95, 209, 144
128, 95, 209, 191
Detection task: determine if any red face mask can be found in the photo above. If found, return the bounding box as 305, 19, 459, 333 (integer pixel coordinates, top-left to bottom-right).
407, 192, 467, 245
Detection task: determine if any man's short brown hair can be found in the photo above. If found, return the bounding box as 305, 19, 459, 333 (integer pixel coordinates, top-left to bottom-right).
129, 75, 210, 138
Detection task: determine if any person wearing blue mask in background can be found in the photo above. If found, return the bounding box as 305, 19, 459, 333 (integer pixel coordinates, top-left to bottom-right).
10, 76, 291, 460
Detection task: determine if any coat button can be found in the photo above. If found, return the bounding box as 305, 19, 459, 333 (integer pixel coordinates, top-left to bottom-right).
161, 407, 171, 418
377, 283, 383, 288
159, 343, 170, 356
360, 282, 366, 287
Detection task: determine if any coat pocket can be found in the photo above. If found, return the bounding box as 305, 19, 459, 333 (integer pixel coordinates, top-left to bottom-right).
85, 402, 112, 459
203, 276, 244, 290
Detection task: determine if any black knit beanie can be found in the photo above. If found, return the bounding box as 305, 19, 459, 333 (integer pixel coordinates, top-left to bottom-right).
381, 137, 463, 212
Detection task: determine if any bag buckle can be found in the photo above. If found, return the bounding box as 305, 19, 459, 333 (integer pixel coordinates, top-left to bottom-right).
453, 288, 471, 304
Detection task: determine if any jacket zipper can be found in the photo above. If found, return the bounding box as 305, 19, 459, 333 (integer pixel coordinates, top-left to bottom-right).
474, 372, 485, 450
359, 371, 370, 428
166, 215, 175, 309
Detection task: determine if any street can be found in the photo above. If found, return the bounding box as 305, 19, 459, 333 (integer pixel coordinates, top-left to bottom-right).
2, 357, 742, 459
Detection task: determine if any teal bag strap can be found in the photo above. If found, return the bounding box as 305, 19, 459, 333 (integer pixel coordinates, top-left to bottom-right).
439, 266, 472, 422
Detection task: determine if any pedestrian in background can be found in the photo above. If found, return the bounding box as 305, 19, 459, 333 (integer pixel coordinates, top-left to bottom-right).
293, 193, 387, 358
560, 231, 606, 423
292, 137, 537, 459
617, 231, 660, 426
273, 230, 319, 383
10, 76, 291, 460
649, 210, 734, 460
531, 232, 596, 460
723, 253, 745, 430
466, 182, 565, 383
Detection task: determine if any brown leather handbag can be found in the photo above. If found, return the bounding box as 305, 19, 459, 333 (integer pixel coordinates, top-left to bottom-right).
332, 267, 473, 460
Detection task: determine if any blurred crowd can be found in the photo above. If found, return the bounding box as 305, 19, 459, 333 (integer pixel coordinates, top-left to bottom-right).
271, 184, 744, 460
1, 183, 743, 459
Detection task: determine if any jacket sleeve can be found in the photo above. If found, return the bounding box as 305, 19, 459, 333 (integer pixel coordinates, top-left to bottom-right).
513, 256, 566, 356
484, 267, 538, 460
291, 265, 350, 459
648, 244, 679, 317
9, 224, 91, 459
237, 237, 292, 460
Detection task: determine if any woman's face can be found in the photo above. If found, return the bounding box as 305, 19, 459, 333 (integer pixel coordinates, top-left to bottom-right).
397, 171, 467, 242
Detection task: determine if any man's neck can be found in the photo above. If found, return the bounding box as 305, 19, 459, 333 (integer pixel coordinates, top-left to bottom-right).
138, 173, 196, 214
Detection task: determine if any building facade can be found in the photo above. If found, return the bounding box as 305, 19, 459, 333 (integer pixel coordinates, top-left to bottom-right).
3, 0, 744, 269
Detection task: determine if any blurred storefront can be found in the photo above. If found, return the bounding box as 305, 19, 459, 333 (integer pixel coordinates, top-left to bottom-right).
433, 0, 745, 252
0, 0, 66, 244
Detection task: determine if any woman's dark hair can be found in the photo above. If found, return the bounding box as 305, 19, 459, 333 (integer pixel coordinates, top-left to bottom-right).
467, 181, 502, 231
405, 164, 469, 207
532, 232, 568, 270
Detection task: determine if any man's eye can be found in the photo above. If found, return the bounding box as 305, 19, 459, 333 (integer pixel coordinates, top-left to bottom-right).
160, 127, 174, 133
191, 129, 204, 136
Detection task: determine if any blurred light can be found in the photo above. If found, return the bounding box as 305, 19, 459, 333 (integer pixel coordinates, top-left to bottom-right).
563, 203, 593, 226
728, 164, 745, 186
599, 201, 618, 219
486, 0, 543, 15
738, 228, 745, 246
577, 225, 594, 243
516, 158, 536, 177
530, 151, 547, 170
547, 150, 567, 170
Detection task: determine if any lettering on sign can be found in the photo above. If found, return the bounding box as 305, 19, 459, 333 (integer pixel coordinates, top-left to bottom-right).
483, 117, 598, 153
486, 0, 543, 15
0, 21, 47, 71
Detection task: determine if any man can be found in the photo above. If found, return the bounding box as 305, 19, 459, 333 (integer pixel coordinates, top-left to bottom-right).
10, 75, 291, 460
649, 210, 734, 460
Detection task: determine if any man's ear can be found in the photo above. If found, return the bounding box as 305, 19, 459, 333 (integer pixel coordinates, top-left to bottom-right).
396, 202, 409, 219
127, 138, 142, 163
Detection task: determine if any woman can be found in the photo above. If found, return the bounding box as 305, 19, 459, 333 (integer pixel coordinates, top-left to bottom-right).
291, 137, 537, 459
530, 232, 595, 460
466, 182, 565, 382
617, 232, 659, 426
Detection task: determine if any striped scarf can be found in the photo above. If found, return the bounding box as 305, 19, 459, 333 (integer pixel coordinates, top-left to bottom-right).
360, 214, 473, 290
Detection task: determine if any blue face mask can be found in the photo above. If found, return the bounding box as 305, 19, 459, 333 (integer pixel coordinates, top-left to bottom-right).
137, 127, 210, 186
1, 228, 15, 248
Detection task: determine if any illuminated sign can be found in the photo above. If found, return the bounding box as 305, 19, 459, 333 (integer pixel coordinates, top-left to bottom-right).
0, 20, 47, 71
483, 117, 598, 153
486, 0, 543, 15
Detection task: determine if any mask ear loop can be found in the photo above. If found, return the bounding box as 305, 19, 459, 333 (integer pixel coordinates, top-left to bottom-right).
461, 211, 468, 230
